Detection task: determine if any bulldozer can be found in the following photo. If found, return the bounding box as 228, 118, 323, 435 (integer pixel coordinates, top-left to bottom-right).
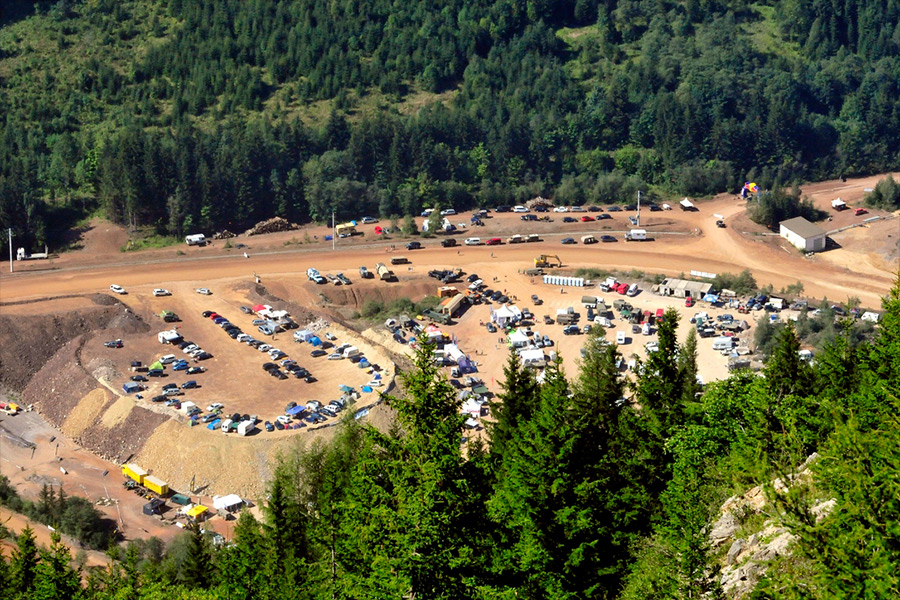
534, 254, 562, 268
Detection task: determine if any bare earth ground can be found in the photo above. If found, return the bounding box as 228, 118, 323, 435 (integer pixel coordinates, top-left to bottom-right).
0, 174, 897, 550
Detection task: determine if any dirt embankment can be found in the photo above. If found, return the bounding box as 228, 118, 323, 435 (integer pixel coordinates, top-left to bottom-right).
0, 295, 148, 392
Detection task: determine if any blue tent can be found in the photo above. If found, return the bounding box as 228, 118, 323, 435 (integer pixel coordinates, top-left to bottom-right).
286, 405, 306, 416
308, 336, 322, 346
122, 382, 141, 394
703, 293, 720, 304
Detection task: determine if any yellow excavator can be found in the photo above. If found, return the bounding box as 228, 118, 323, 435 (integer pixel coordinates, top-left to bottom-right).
534, 254, 562, 268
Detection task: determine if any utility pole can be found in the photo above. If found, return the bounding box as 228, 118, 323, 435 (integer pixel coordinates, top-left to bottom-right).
8, 228, 12, 273
332, 212, 336, 251
636, 191, 641, 227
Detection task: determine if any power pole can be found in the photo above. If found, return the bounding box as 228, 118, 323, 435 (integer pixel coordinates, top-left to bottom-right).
332, 212, 336, 251
8, 228, 12, 273
636, 191, 641, 227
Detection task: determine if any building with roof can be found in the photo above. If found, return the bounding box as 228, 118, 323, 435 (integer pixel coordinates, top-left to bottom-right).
780, 217, 827, 252
657, 278, 714, 299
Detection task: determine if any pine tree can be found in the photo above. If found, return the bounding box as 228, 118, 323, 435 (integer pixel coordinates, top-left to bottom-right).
9, 527, 39, 596
488, 350, 539, 464
215, 511, 266, 600
32, 532, 82, 600
178, 523, 212, 589
763, 322, 813, 399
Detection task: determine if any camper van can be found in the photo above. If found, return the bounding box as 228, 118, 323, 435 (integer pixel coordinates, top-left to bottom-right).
185, 234, 206, 246
581, 235, 597, 244
712, 337, 734, 351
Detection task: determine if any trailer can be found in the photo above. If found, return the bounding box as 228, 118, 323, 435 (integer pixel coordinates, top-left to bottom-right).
185, 234, 207, 246
143, 475, 169, 496
237, 420, 256, 436
439, 293, 468, 317
376, 263, 395, 281
16, 246, 49, 260
158, 330, 183, 344
335, 223, 357, 237
390, 256, 410, 265
624, 229, 650, 241
122, 464, 148, 485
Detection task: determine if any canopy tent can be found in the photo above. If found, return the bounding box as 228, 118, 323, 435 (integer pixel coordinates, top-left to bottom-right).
464, 417, 480, 429
149, 360, 164, 371
308, 336, 322, 346
507, 329, 530, 348
461, 398, 482, 416
703, 293, 720, 303
491, 305, 517, 327
457, 355, 477, 374
680, 198, 695, 209
518, 348, 546, 367
123, 382, 141, 394
472, 384, 490, 396
443, 343, 465, 362
339, 384, 355, 393
185, 504, 209, 518
286, 404, 306, 416
213, 494, 244, 511
252, 304, 271, 314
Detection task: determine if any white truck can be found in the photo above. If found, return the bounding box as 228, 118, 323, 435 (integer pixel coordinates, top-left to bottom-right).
157, 330, 183, 344
624, 229, 649, 241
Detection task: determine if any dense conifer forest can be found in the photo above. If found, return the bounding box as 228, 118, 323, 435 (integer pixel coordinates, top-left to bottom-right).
1, 281, 898, 599
2, 0, 900, 250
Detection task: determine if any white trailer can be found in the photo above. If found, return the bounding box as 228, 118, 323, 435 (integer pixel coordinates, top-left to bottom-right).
185, 234, 206, 246
625, 229, 649, 241
16, 246, 49, 260
158, 330, 183, 344
237, 420, 256, 436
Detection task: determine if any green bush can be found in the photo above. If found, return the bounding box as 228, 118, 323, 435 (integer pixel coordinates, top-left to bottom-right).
864, 176, 900, 210
714, 270, 758, 295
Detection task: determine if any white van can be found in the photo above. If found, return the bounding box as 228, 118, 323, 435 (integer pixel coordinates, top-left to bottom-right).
626, 283, 639, 297
464, 237, 482, 245
343, 346, 360, 358
642, 322, 651, 336
220, 418, 233, 432
616, 331, 626, 344
512, 205, 528, 213
712, 337, 734, 351
159, 354, 177, 364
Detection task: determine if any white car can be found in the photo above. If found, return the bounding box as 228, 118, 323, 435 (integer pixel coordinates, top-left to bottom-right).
109, 284, 126, 294
195, 288, 212, 295
361, 216, 378, 224
440, 208, 457, 216
553, 206, 568, 213
152, 288, 171, 297
512, 205, 528, 213
206, 403, 224, 412
464, 237, 482, 246
258, 344, 272, 353
616, 331, 627, 345
276, 415, 292, 425
569, 206, 586, 212
183, 344, 198, 354
645, 341, 659, 352
327, 353, 344, 360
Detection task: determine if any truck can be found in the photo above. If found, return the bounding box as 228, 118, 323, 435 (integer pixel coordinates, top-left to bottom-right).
390, 256, 410, 265
524, 268, 544, 276
534, 254, 562, 268
185, 234, 207, 246
556, 309, 576, 325
376, 263, 395, 281
16, 246, 49, 260
237, 420, 256, 436
581, 295, 598, 308
507, 234, 525, 244
439, 293, 468, 317
423, 309, 451, 325
0, 402, 20, 415
624, 229, 650, 241
122, 464, 148, 485
143, 475, 169, 496
157, 330, 183, 345
581, 235, 597, 244
526, 234, 541, 242
307, 268, 326, 284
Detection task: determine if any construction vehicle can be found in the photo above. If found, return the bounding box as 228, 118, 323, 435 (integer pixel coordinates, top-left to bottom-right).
534, 255, 562, 268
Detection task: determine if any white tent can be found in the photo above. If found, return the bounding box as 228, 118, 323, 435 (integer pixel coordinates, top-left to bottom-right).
294, 329, 315, 342
444, 343, 465, 362
518, 348, 546, 367
492, 305, 517, 326
461, 399, 482, 417
508, 329, 530, 348
680, 198, 695, 210
212, 494, 244, 512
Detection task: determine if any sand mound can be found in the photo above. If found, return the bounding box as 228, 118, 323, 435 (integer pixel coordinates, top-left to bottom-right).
100, 396, 134, 429
62, 388, 112, 438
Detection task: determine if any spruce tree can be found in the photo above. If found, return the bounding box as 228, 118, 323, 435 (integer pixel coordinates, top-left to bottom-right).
488, 350, 539, 465
9, 527, 39, 596
32, 532, 82, 600
179, 523, 212, 589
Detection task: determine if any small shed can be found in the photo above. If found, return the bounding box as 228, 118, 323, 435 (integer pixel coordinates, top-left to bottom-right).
143, 498, 166, 516
122, 382, 141, 394
185, 504, 209, 521
780, 217, 827, 252
213, 494, 244, 513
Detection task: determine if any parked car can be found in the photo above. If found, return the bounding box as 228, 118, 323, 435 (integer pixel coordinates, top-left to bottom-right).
563, 325, 580, 335
311, 349, 327, 357
580, 215, 595, 222
562, 217, 576, 223
600, 235, 617, 242
464, 237, 482, 245
441, 238, 457, 247
553, 206, 568, 212
186, 366, 206, 375
607, 205, 622, 212
109, 284, 126, 294
265, 421, 275, 432
152, 288, 171, 297
531, 294, 542, 305
130, 375, 148, 382
327, 353, 343, 360
361, 216, 378, 224
854, 207, 868, 216
104, 339, 123, 348
195, 288, 212, 295
561, 238, 576, 244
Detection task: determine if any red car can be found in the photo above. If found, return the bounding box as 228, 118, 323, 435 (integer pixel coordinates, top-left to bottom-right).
486, 238, 502, 246
616, 283, 629, 294
854, 207, 868, 216
685, 297, 695, 307
580, 215, 595, 222
656, 308, 665, 323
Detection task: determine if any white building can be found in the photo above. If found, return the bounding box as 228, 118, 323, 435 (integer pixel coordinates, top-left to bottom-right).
780, 217, 827, 252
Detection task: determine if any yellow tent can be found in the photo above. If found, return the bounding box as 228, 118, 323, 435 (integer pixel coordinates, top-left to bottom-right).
186, 505, 209, 518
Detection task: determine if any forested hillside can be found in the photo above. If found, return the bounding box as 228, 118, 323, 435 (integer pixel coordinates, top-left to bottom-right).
2, 280, 899, 599
2, 0, 899, 250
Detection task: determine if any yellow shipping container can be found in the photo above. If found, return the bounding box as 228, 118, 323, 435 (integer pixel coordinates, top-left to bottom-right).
143, 475, 169, 496
122, 464, 148, 485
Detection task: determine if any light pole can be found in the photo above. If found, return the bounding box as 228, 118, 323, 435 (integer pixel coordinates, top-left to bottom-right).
8, 228, 13, 273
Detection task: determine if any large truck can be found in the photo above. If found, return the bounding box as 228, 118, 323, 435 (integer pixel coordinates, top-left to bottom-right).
376, 263, 395, 281
143, 475, 169, 496
439, 293, 468, 317
423, 309, 451, 325
122, 464, 148, 485
624, 229, 650, 241
556, 308, 576, 325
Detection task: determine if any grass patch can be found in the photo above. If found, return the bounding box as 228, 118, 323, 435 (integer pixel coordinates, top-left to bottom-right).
121, 232, 181, 252
354, 296, 442, 322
